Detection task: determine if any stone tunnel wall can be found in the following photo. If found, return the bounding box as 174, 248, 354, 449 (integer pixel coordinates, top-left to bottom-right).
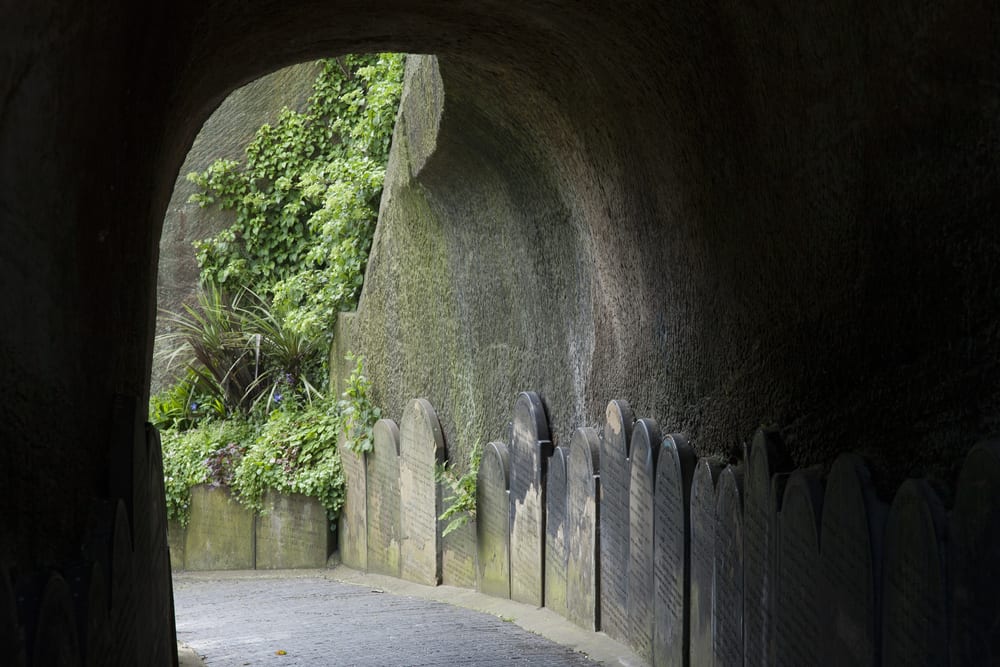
341, 392, 1000, 666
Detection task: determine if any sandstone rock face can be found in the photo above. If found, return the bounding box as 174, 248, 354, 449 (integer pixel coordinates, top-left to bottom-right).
153, 62, 320, 393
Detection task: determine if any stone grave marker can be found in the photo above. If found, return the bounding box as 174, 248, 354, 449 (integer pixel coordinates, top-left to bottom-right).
627, 418, 661, 663
689, 457, 724, 666
477, 441, 511, 598
820, 453, 885, 667
111, 499, 137, 666
441, 490, 478, 589
256, 491, 331, 568
713, 464, 745, 667
599, 399, 633, 643
567, 427, 601, 631
545, 445, 569, 617
774, 469, 824, 667
950, 440, 1000, 665
743, 428, 791, 667
144, 425, 173, 666
881, 479, 948, 666
337, 430, 367, 571
508, 391, 553, 606
653, 432, 695, 667
31, 574, 80, 667
1, 565, 25, 667
183, 485, 255, 570
83, 562, 110, 667
399, 398, 446, 586
366, 419, 402, 577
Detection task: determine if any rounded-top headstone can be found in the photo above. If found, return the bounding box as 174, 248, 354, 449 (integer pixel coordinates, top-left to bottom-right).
110, 498, 137, 665
477, 440, 512, 599
509, 391, 552, 607
689, 456, 724, 666
627, 418, 661, 662
820, 453, 885, 667
951, 440, 1000, 665
653, 432, 695, 667
337, 430, 368, 570
714, 465, 745, 667
31, 573, 81, 667
882, 479, 948, 666
774, 468, 824, 667
83, 562, 111, 667
367, 418, 402, 577
743, 428, 791, 667
545, 445, 569, 616
1, 565, 25, 666
399, 398, 446, 586
567, 427, 601, 631
600, 399, 634, 643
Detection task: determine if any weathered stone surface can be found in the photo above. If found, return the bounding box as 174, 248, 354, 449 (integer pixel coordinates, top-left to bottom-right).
599, 399, 633, 643
110, 500, 137, 666
566, 427, 601, 632
31, 574, 81, 667
256, 491, 331, 569
143, 424, 174, 666
399, 398, 445, 586
774, 469, 824, 667
152, 62, 321, 393
743, 428, 791, 667
689, 457, 723, 666
713, 465, 745, 667
337, 431, 368, 571
183, 485, 255, 571
441, 499, 477, 589
82, 563, 111, 667
951, 441, 1000, 665
1, 565, 25, 667
477, 441, 511, 598
820, 453, 885, 667
626, 419, 660, 662
882, 479, 948, 666
367, 419, 402, 577
508, 391, 552, 606
545, 445, 569, 617
653, 433, 695, 667
167, 519, 186, 570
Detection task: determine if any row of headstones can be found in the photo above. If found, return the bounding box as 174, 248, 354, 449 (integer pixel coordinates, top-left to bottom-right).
338, 392, 1000, 666
1, 397, 176, 666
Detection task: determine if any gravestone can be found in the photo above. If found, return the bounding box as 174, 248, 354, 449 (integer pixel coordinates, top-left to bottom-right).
337, 431, 368, 570
441, 491, 478, 589
713, 465, 745, 667
820, 453, 885, 667
399, 398, 446, 586
477, 441, 511, 598
110, 499, 137, 666
951, 441, 1000, 665
689, 457, 724, 666
1, 565, 25, 667
256, 491, 331, 568
599, 399, 633, 643
743, 428, 791, 667
774, 469, 824, 667
567, 427, 601, 631
367, 419, 402, 577
83, 562, 110, 667
31, 574, 81, 667
627, 419, 661, 663
144, 425, 174, 666
508, 391, 552, 606
881, 479, 948, 666
545, 446, 569, 617
183, 485, 255, 570
653, 433, 695, 667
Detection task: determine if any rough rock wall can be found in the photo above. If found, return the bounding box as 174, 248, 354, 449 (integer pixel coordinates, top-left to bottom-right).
153, 62, 320, 393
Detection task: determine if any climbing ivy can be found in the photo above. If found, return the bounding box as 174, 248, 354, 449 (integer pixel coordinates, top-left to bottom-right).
189, 53, 404, 339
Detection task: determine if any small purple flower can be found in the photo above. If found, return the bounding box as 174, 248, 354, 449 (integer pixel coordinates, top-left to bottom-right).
273, 392, 283, 403
189, 402, 199, 411
285, 373, 295, 385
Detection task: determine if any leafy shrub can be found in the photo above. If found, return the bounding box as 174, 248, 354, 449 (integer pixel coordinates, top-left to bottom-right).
336, 354, 381, 454
436, 439, 483, 536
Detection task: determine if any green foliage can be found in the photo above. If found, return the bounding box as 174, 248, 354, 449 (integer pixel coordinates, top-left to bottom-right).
149, 368, 225, 431
436, 439, 483, 537
161, 419, 255, 526
336, 354, 381, 455
188, 54, 405, 338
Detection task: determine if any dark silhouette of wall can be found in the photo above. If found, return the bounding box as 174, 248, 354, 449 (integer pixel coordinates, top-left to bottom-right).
1, 2, 998, 664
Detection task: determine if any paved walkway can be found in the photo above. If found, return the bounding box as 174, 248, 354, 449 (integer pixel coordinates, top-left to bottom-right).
173, 567, 644, 666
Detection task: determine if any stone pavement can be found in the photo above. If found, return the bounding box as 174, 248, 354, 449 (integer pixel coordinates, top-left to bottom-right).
173, 567, 645, 666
